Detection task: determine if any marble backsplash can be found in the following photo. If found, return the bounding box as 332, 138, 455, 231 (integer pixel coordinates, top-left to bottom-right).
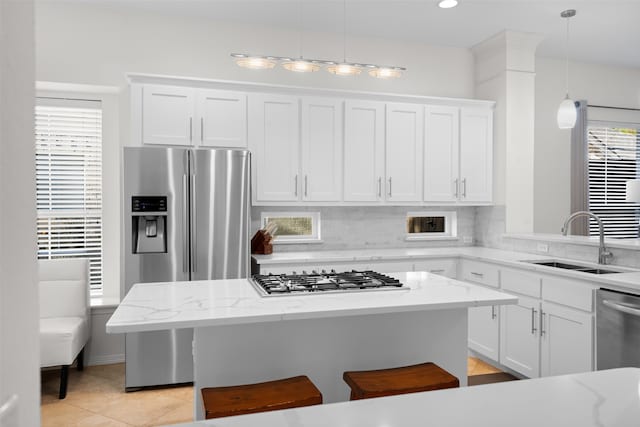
252, 206, 476, 253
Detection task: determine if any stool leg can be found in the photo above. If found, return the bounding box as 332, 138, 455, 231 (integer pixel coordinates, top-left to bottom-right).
59, 365, 69, 399
77, 348, 85, 371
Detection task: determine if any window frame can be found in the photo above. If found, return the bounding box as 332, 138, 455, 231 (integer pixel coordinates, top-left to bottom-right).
260, 211, 322, 244
405, 210, 458, 241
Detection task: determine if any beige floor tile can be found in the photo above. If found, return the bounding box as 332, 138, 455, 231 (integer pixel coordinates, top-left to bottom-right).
76, 414, 131, 427
468, 357, 502, 376
98, 392, 186, 426
41, 401, 97, 427
144, 385, 194, 403
146, 401, 193, 427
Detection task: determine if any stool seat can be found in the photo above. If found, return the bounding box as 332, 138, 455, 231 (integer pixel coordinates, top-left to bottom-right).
201, 375, 322, 419
343, 362, 459, 400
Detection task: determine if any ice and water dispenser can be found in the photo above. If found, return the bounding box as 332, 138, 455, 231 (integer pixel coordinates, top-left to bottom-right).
131, 196, 167, 254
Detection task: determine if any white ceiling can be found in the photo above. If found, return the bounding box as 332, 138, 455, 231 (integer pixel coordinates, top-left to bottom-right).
53, 0, 640, 69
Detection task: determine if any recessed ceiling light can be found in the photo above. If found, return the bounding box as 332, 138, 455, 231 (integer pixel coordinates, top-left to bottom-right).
438, 0, 458, 9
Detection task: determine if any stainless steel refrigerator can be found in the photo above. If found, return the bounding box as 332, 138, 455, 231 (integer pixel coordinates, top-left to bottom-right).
123, 147, 250, 389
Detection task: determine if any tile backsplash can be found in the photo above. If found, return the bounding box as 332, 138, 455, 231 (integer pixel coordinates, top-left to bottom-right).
252, 206, 476, 253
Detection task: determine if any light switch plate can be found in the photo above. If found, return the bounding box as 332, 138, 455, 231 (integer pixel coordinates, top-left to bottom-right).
537, 243, 549, 253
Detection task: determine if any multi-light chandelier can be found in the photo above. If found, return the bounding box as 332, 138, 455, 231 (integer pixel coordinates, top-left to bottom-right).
231, 0, 405, 79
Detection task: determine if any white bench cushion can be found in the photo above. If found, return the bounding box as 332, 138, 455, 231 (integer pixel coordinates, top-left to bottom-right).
40, 317, 88, 367
39, 280, 86, 318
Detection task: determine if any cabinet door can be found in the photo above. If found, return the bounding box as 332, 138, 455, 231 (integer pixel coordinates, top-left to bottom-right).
469, 304, 500, 361
540, 302, 593, 377
424, 106, 459, 202
301, 97, 343, 201
500, 295, 540, 378
459, 108, 493, 202
142, 85, 195, 146
197, 89, 247, 148
249, 94, 300, 202
385, 103, 424, 202
344, 100, 385, 202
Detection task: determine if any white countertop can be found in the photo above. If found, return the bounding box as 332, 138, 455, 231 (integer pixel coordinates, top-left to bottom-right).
105, 271, 516, 334
253, 246, 640, 293
169, 368, 640, 427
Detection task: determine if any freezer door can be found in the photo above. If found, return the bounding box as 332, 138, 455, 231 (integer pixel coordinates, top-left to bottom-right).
191, 149, 251, 280
123, 147, 190, 293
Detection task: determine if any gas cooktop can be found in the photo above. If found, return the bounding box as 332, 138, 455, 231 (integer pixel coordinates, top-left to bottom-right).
250, 270, 407, 297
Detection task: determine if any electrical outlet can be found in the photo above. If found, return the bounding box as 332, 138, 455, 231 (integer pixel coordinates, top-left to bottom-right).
463, 236, 473, 244
537, 243, 549, 253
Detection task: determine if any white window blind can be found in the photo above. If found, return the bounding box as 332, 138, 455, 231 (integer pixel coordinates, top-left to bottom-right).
587, 123, 640, 238
35, 98, 103, 295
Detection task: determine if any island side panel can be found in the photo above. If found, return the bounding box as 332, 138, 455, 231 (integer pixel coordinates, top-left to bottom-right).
193, 308, 468, 420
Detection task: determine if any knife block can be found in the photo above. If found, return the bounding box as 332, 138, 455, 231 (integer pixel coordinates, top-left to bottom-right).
251, 230, 273, 255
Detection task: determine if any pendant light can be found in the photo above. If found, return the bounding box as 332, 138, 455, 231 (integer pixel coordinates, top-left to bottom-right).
282, 0, 320, 73
233, 55, 277, 70
438, 0, 458, 9
327, 0, 361, 76
557, 9, 577, 129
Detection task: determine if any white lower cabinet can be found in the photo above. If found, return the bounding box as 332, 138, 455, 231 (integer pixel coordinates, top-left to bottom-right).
540, 302, 593, 376
469, 303, 500, 361
413, 259, 457, 279
500, 295, 540, 378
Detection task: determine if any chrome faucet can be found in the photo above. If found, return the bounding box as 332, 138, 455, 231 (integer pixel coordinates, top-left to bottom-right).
561, 211, 613, 265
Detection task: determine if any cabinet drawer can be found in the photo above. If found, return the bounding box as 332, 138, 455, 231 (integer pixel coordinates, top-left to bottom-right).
413, 259, 457, 279
541, 276, 594, 312
501, 268, 541, 298
459, 260, 499, 288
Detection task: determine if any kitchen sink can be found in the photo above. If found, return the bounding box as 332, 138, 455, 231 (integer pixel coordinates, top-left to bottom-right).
524, 259, 625, 274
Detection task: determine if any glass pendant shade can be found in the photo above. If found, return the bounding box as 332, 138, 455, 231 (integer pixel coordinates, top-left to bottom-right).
282, 60, 320, 73
235, 57, 276, 70
438, 0, 458, 8
557, 97, 577, 129
326, 63, 361, 76
369, 67, 403, 79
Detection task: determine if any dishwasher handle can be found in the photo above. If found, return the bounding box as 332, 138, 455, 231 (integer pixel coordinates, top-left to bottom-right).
602, 299, 640, 317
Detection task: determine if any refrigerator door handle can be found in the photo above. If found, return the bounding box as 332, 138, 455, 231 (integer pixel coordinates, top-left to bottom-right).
190, 173, 197, 273
182, 174, 188, 273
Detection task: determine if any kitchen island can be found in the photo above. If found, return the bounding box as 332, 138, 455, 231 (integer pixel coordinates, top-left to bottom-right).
170, 367, 640, 427
106, 271, 516, 420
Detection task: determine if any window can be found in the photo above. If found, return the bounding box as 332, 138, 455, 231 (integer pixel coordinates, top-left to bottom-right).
260, 212, 321, 243
36, 98, 103, 295
587, 122, 640, 238
405, 211, 457, 240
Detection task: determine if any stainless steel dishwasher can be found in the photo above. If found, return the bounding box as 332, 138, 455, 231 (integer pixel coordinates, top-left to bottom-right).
596, 288, 640, 370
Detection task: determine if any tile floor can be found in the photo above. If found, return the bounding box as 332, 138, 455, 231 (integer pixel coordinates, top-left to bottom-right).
41, 357, 503, 426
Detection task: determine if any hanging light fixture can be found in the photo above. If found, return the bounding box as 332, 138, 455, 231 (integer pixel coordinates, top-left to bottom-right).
557, 9, 577, 129
438, 0, 458, 9
230, 0, 405, 78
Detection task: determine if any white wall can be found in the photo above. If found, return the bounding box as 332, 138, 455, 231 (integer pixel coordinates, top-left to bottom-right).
534, 57, 640, 233
0, 0, 40, 425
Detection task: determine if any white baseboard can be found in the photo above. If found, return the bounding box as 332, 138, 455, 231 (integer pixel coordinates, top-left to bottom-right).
87, 354, 125, 366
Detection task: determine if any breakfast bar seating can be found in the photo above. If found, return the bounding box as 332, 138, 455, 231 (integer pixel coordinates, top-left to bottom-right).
343, 362, 459, 400
201, 375, 322, 419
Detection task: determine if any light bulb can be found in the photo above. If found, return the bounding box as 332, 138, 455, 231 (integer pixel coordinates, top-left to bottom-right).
282, 60, 320, 73
235, 57, 276, 70
369, 67, 403, 79
557, 97, 577, 129
326, 63, 361, 76
438, 0, 458, 9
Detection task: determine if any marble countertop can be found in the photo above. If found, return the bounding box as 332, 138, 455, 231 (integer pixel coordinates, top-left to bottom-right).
105, 271, 516, 334
169, 368, 640, 427
253, 246, 640, 293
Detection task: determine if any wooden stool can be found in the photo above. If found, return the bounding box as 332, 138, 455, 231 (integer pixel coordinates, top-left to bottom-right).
343, 362, 459, 400
201, 375, 322, 419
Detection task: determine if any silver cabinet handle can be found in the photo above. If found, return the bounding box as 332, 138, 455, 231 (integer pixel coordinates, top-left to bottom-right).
189, 117, 193, 142
378, 177, 382, 198
462, 178, 467, 198
294, 175, 298, 197
531, 307, 538, 335
430, 269, 445, 274
182, 175, 188, 273
388, 177, 392, 197
491, 306, 497, 320
540, 309, 546, 336
304, 175, 308, 198
190, 174, 197, 273
470, 271, 484, 278
454, 178, 459, 198
200, 117, 204, 142
602, 299, 640, 317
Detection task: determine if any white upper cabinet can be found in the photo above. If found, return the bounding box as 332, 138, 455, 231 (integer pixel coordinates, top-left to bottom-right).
343, 100, 385, 202
424, 106, 460, 202
142, 85, 195, 146
249, 94, 300, 202
460, 108, 493, 202
197, 89, 247, 148
301, 97, 343, 201
385, 103, 424, 202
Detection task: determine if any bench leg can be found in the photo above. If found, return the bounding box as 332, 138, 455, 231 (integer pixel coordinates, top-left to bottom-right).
77, 348, 85, 371
59, 365, 69, 399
